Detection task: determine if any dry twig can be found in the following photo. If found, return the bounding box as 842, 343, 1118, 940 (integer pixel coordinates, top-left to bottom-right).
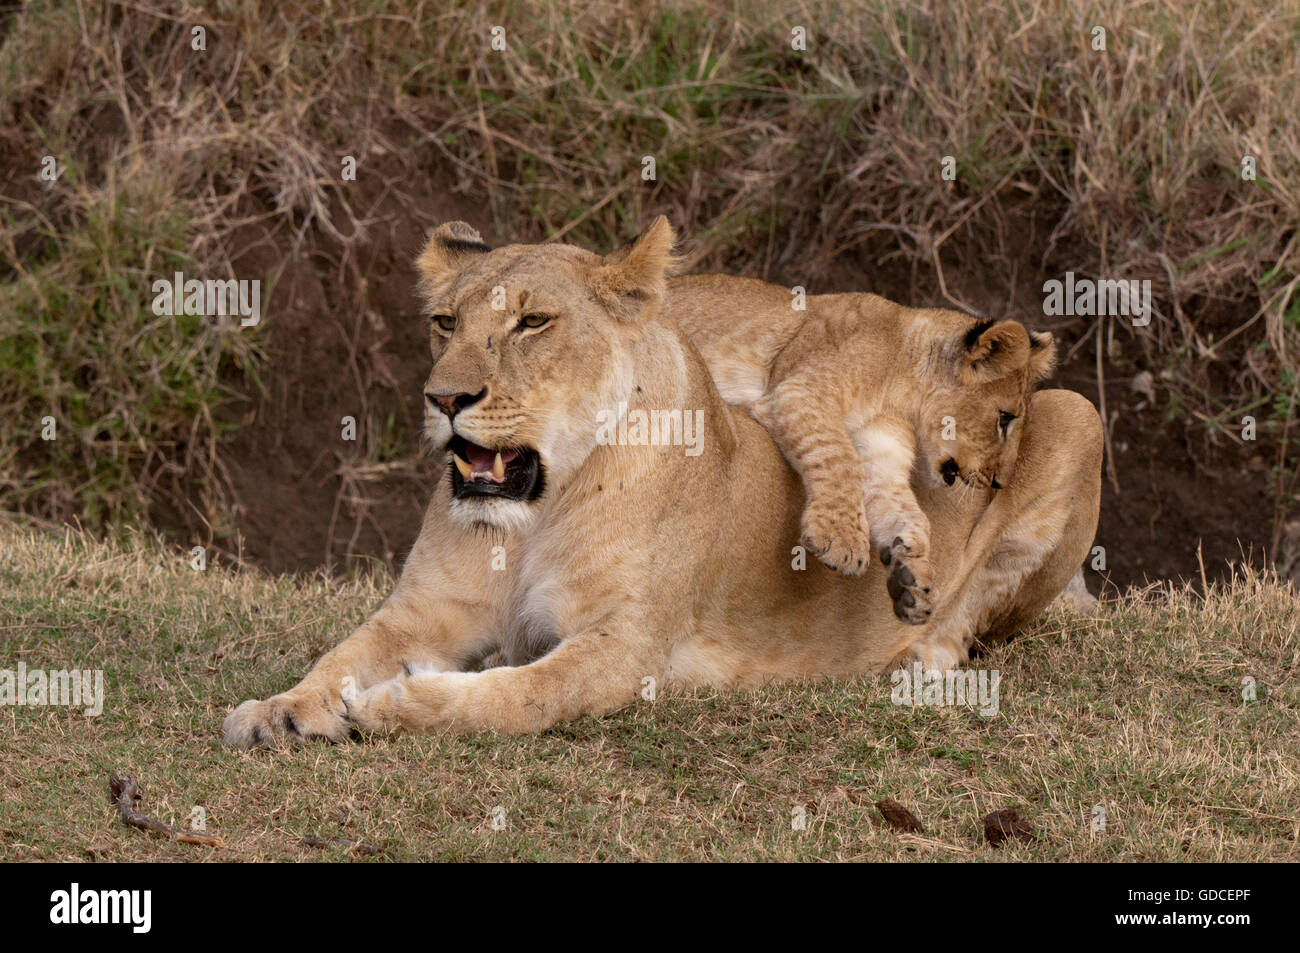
108, 772, 224, 848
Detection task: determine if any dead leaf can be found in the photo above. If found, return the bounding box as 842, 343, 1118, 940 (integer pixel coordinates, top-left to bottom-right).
876, 798, 924, 833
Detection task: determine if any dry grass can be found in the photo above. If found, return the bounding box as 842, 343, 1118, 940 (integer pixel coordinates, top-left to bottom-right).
1, 0, 1298, 541
1, 518, 1295, 861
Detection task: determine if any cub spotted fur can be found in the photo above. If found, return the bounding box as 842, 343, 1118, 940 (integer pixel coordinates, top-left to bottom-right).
670, 276, 1056, 623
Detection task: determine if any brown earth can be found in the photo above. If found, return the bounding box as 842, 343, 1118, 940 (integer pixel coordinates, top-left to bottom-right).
176, 154, 476, 574
182, 170, 1272, 593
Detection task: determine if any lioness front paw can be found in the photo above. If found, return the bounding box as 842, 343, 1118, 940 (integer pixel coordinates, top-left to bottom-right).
880, 535, 935, 624
222, 692, 351, 749
801, 502, 872, 575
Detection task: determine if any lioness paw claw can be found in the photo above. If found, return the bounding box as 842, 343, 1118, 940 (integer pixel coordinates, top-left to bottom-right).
222, 694, 349, 749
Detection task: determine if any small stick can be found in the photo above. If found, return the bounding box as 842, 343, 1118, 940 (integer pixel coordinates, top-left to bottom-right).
108, 772, 224, 848
1095, 318, 1121, 494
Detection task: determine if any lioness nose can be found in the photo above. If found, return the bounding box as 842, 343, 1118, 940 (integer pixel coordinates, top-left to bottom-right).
426, 388, 486, 418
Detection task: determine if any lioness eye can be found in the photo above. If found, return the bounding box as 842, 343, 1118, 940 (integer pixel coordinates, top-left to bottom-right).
519, 313, 551, 330
998, 411, 1017, 435
434, 314, 456, 333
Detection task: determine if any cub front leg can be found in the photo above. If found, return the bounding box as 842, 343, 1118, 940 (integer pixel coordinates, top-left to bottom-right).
754, 382, 872, 575
853, 416, 935, 624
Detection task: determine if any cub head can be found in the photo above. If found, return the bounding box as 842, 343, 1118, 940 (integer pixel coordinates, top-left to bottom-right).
415, 217, 677, 532
920, 317, 1056, 490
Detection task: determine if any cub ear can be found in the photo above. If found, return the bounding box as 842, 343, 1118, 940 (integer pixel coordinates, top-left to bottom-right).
961, 318, 1031, 382
416, 222, 491, 299
589, 216, 678, 321
1028, 330, 1057, 381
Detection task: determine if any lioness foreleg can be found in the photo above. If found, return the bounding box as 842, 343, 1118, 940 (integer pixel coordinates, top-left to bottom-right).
223, 594, 499, 748
343, 628, 668, 736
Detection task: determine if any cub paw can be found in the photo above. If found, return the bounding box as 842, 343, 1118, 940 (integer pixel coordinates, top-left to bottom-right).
801, 501, 872, 575
222, 692, 350, 749
880, 535, 935, 624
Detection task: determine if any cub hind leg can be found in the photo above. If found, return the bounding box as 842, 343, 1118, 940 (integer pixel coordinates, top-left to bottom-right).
753, 377, 872, 575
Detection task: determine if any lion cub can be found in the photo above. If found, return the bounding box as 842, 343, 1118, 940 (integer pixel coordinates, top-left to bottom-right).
671, 276, 1056, 623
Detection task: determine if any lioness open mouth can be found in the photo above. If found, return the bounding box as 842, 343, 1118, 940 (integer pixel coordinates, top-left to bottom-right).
448, 434, 544, 502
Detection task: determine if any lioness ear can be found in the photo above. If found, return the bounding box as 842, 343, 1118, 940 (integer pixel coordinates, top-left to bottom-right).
961, 319, 1031, 382
416, 222, 491, 300
1028, 330, 1057, 381
589, 216, 678, 321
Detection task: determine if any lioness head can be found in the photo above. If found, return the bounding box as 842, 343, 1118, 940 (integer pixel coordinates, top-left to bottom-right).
920, 318, 1056, 490
415, 217, 677, 532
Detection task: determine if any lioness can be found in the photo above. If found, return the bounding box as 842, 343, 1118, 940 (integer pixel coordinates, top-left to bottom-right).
223, 218, 1101, 746
669, 276, 1057, 624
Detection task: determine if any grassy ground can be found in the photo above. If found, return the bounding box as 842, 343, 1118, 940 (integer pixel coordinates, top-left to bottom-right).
1, 518, 1295, 862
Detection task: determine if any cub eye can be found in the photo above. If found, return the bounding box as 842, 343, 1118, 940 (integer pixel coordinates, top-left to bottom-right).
433, 314, 456, 334
519, 313, 551, 331
998, 411, 1017, 435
